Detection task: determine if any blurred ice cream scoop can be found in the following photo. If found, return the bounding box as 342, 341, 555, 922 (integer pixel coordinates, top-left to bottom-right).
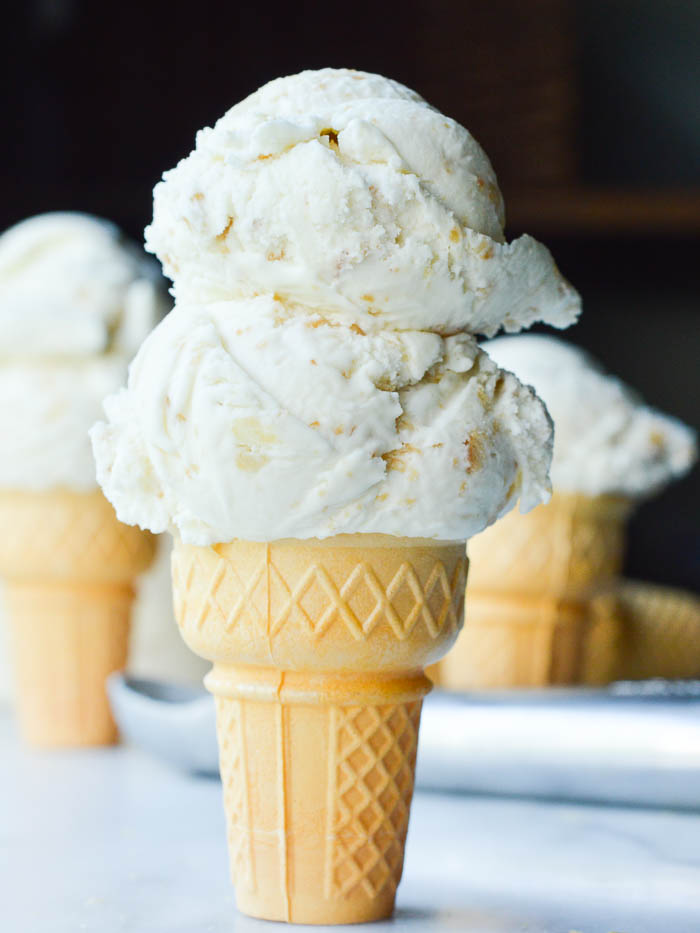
0, 212, 167, 490
0, 212, 163, 359
484, 334, 696, 498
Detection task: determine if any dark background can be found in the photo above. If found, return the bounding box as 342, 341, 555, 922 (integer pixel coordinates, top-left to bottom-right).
2, 0, 698, 590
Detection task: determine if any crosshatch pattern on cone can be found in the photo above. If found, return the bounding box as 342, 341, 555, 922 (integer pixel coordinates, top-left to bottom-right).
172, 536, 468, 672
582, 580, 700, 683
215, 691, 422, 923
211, 669, 426, 925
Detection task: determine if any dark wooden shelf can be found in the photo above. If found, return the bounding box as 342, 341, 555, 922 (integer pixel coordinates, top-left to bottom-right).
506, 188, 700, 236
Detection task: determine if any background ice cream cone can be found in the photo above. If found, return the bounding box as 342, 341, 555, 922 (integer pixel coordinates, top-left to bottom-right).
440, 592, 588, 688
576, 589, 621, 686
437, 493, 632, 689
582, 580, 700, 684
465, 493, 632, 597
172, 534, 467, 925
0, 489, 155, 745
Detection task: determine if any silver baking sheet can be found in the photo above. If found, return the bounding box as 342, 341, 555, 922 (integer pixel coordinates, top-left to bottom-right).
108, 675, 700, 809
418, 683, 700, 808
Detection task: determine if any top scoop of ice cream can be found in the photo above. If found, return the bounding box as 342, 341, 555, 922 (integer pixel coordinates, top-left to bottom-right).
483, 335, 697, 498
0, 212, 167, 491
0, 212, 164, 358
146, 68, 580, 337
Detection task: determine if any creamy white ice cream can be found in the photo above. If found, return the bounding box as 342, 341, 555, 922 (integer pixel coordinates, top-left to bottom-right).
0, 212, 166, 490
93, 69, 579, 545
483, 335, 697, 498
145, 68, 580, 337
93, 296, 552, 544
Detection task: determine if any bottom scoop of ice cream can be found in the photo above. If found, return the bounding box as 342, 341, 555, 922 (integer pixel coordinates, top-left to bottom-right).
484, 334, 697, 498
92, 296, 553, 544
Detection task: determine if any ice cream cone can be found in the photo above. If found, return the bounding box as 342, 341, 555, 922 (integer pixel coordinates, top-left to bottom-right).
171, 534, 467, 925
466, 493, 631, 597
425, 661, 442, 685
577, 589, 621, 685
439, 493, 632, 689
439, 592, 587, 688
0, 489, 155, 745
582, 580, 700, 683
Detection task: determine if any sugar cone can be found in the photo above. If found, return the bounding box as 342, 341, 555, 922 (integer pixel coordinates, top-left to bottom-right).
577, 589, 621, 685
171, 534, 467, 925
0, 490, 155, 746
582, 580, 700, 683
466, 493, 632, 597
440, 493, 632, 689
440, 592, 587, 688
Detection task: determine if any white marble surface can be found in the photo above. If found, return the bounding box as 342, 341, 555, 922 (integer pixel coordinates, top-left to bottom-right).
2, 713, 700, 933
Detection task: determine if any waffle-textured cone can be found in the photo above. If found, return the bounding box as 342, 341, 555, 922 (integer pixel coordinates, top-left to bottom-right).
0, 490, 155, 746
582, 580, 700, 684
172, 534, 467, 925
438, 493, 632, 690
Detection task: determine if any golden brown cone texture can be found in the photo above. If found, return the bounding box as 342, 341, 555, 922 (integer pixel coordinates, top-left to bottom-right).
582, 580, 700, 684
438, 493, 632, 689
0, 490, 155, 746
171, 534, 467, 925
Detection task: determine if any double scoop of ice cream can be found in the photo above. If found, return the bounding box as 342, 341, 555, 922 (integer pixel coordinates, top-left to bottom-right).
93, 68, 582, 545
483, 335, 697, 498
0, 212, 166, 490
